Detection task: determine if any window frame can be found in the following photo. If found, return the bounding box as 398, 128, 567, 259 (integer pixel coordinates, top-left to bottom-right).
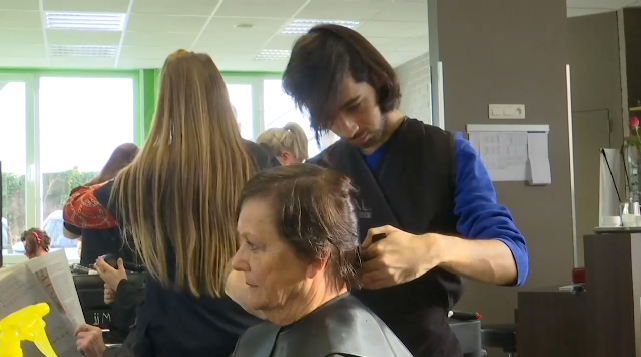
0, 70, 139, 265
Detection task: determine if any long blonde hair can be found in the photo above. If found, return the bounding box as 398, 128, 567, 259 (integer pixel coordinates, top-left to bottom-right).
256, 122, 309, 162
111, 49, 256, 298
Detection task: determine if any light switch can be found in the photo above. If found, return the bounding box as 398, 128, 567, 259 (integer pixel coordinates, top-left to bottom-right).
488, 104, 525, 119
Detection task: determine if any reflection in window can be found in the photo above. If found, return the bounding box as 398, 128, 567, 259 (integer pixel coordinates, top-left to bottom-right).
227, 84, 254, 140
0, 82, 27, 255
38, 77, 134, 260
263, 79, 323, 158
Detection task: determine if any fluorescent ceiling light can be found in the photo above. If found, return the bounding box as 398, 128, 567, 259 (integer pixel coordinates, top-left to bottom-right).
46, 12, 125, 31
50, 45, 118, 58
282, 19, 361, 35
255, 50, 291, 61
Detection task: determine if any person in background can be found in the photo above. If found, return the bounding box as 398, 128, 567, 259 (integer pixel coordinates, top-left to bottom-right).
256, 122, 309, 165
63, 143, 140, 265
282, 24, 529, 357
231, 164, 412, 357
20, 228, 50, 259
74, 256, 143, 357
63, 49, 279, 357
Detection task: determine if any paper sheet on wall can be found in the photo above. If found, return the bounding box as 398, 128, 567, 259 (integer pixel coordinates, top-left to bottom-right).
526, 132, 552, 185
468, 132, 529, 181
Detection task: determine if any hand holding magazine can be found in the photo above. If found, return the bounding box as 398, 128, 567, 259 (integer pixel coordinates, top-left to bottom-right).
0, 250, 84, 357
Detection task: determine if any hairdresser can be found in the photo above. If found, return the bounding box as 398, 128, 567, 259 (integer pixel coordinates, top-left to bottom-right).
63, 49, 279, 357
63, 143, 139, 265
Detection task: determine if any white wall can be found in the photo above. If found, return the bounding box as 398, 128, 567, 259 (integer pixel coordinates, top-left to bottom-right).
395, 52, 432, 124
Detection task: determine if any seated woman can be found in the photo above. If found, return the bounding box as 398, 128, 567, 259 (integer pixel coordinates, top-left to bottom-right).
256, 122, 309, 165
231, 164, 413, 357
21, 228, 50, 259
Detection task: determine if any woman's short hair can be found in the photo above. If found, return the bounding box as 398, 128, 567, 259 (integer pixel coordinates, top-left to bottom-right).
238, 164, 362, 290
282, 24, 401, 141
256, 122, 309, 162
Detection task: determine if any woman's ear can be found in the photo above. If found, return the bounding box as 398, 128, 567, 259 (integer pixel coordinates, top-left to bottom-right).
305, 249, 330, 279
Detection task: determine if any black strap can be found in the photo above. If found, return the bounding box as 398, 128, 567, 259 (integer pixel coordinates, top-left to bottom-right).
600, 148, 622, 202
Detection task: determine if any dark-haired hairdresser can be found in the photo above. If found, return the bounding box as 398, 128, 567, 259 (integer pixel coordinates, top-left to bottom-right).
63, 143, 140, 265
63, 49, 279, 357
231, 164, 412, 357
283, 24, 529, 357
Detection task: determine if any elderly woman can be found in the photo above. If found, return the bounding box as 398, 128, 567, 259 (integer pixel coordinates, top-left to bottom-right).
231, 164, 413, 357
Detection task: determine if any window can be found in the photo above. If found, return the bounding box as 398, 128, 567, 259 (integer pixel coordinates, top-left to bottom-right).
35, 77, 135, 261
227, 84, 254, 140
263, 79, 323, 158
0, 82, 27, 255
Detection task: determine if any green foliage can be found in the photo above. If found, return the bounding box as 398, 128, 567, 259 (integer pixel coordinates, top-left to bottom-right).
2, 169, 98, 244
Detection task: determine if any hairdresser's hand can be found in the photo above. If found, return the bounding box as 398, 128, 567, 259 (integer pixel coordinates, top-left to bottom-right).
75, 324, 106, 357
361, 225, 443, 289
104, 285, 115, 305
95, 256, 127, 291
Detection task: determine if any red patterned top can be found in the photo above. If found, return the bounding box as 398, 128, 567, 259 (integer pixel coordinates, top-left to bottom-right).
63, 183, 118, 229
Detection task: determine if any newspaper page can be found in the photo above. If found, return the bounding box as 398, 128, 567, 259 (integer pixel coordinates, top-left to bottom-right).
24, 250, 85, 329
0, 263, 82, 357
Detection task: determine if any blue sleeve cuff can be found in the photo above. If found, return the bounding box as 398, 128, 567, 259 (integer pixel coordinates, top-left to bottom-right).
453, 132, 530, 286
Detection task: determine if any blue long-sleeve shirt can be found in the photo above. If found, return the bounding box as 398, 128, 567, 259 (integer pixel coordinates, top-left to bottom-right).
363, 132, 529, 287
453, 132, 529, 286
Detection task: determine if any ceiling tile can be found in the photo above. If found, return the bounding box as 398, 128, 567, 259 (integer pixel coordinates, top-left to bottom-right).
117, 58, 164, 69
214, 0, 307, 18
357, 21, 428, 38
47, 30, 122, 46
132, 0, 218, 15
383, 51, 426, 68
123, 31, 196, 48
119, 46, 177, 60
295, 0, 386, 21
194, 47, 260, 60
0, 57, 48, 67
48, 57, 116, 68
127, 14, 207, 32
0, 0, 39, 11
368, 36, 428, 52
0, 29, 44, 45
566, 7, 614, 17
0, 10, 42, 29
43, 0, 131, 13
195, 17, 285, 48
373, 1, 428, 22
5, 44, 47, 58
566, 0, 625, 8
264, 34, 299, 50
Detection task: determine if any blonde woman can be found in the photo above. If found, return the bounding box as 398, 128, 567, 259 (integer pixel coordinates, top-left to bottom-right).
256, 122, 309, 165
63, 49, 279, 357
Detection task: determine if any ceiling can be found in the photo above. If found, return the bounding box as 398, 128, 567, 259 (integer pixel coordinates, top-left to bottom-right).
0, 0, 639, 72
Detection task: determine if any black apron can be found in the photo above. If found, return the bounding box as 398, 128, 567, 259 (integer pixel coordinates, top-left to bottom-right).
232, 294, 414, 357
307, 118, 463, 357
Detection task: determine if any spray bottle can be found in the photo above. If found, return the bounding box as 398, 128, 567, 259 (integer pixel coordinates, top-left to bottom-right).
0, 302, 59, 357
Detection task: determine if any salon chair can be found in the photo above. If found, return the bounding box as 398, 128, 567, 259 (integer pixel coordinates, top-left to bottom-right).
71, 264, 145, 344
481, 324, 516, 357
449, 312, 483, 357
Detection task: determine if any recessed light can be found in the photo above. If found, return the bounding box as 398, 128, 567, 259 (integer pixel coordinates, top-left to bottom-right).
255, 49, 291, 61
46, 12, 126, 31
282, 19, 361, 35
235, 23, 255, 29
50, 45, 118, 58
